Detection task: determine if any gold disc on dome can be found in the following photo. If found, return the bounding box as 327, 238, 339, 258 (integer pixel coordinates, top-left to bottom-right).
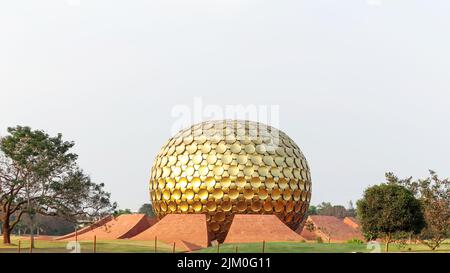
212, 188, 224, 199
258, 188, 269, 200
236, 201, 247, 212
179, 201, 189, 212
206, 154, 218, 165
230, 143, 242, 154
250, 177, 261, 188
243, 189, 255, 200
185, 189, 195, 200
235, 177, 247, 188
198, 189, 209, 200
228, 166, 239, 176
245, 144, 256, 154
213, 166, 225, 176
221, 201, 232, 211
220, 177, 232, 188
206, 200, 217, 211
237, 155, 248, 164
191, 177, 202, 188
265, 178, 275, 189
193, 154, 203, 164
258, 166, 269, 177
192, 201, 202, 212
216, 143, 227, 154
243, 166, 254, 176
198, 165, 209, 176
222, 154, 233, 165
214, 212, 226, 222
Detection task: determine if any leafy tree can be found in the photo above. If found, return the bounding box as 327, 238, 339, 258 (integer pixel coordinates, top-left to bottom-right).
317, 202, 332, 214
347, 201, 356, 217
0, 126, 115, 245
304, 220, 315, 232
316, 202, 349, 218
138, 203, 156, 218
113, 209, 133, 217
17, 215, 75, 236
303, 219, 331, 243
357, 183, 425, 252
387, 170, 450, 250
307, 205, 317, 216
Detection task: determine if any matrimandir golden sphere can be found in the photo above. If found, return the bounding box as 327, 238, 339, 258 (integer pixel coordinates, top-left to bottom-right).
149, 120, 312, 241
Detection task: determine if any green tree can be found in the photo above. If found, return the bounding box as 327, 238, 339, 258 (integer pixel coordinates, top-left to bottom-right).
357, 183, 425, 252
316, 202, 349, 218
138, 203, 156, 218
113, 209, 132, 217
387, 170, 450, 250
0, 126, 115, 245
317, 202, 332, 214
347, 201, 356, 217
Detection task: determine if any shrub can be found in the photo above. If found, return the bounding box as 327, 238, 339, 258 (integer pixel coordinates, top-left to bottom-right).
347, 238, 364, 244
316, 237, 323, 244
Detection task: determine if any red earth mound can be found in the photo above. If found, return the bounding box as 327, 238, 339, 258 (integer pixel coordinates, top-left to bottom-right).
343, 217, 361, 229
224, 214, 305, 244
130, 214, 209, 251
57, 214, 157, 241
298, 215, 364, 242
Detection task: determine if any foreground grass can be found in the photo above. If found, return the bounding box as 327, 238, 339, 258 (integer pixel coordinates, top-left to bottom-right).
196, 242, 370, 253
196, 241, 450, 253
0, 236, 176, 253
1, 237, 450, 253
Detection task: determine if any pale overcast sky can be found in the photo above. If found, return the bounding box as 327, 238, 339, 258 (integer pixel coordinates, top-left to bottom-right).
1, 0, 449, 210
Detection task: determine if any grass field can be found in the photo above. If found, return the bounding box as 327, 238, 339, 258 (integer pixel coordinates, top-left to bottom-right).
196, 241, 450, 253
0, 236, 176, 253
1, 237, 449, 253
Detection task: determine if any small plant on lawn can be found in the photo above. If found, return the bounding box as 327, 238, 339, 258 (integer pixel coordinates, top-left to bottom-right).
347, 238, 364, 244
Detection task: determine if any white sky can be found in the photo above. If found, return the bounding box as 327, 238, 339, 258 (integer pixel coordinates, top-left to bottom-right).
1, 0, 449, 210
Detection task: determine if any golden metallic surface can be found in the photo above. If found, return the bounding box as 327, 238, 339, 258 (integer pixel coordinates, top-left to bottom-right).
149, 120, 312, 241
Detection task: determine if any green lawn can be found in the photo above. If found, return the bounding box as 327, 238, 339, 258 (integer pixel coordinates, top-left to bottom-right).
196, 241, 450, 253
0, 236, 176, 253
196, 242, 370, 253
1, 237, 449, 253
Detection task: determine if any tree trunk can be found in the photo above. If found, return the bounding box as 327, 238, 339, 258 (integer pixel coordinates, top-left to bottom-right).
385, 233, 391, 253
2, 215, 11, 245
29, 213, 35, 249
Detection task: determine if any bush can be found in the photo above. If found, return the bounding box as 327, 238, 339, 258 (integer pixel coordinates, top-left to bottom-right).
347, 238, 364, 244
316, 237, 323, 244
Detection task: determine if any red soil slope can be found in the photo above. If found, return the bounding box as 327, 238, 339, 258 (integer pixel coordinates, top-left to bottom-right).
224, 215, 305, 244
57, 215, 114, 241
343, 217, 361, 229
57, 214, 156, 241
298, 215, 364, 242
130, 214, 209, 251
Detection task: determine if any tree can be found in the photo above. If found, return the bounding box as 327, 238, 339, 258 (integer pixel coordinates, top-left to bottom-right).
317, 202, 332, 214
316, 202, 349, 218
357, 183, 425, 252
304, 220, 315, 232
387, 170, 450, 250
347, 201, 356, 217
138, 203, 156, 218
0, 126, 115, 245
18, 215, 75, 236
307, 205, 317, 216
113, 209, 132, 217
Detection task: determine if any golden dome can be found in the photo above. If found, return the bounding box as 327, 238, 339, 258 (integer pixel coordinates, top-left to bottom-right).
149, 120, 312, 241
